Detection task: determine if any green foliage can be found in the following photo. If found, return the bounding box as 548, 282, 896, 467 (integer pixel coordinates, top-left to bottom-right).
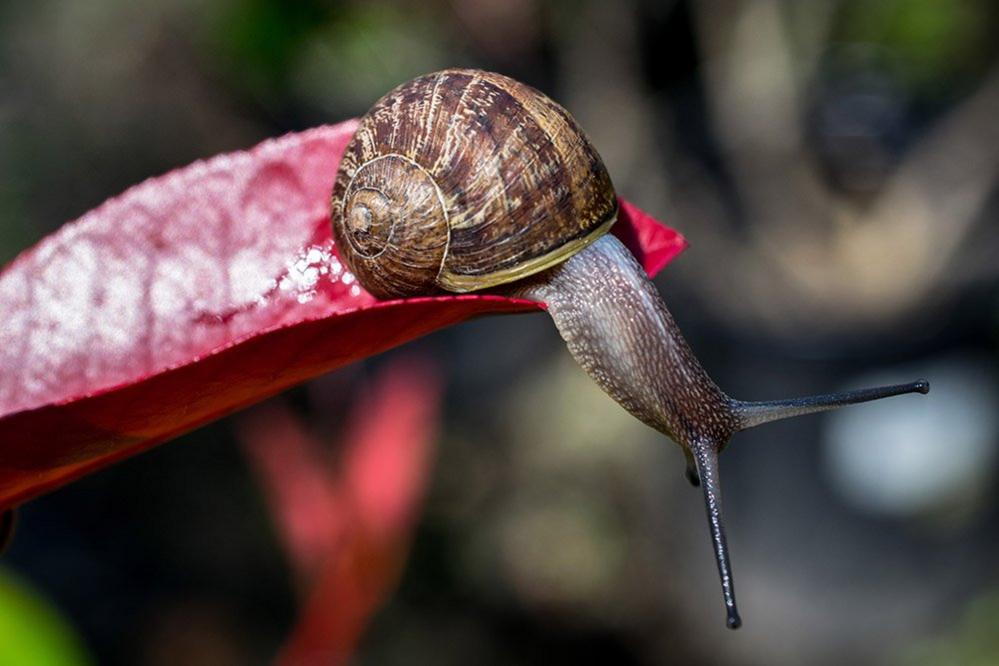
211, 0, 330, 96
293, 4, 449, 114
900, 589, 999, 666
0, 568, 92, 666
0, 122, 33, 267
205, 0, 449, 114
837, 0, 992, 93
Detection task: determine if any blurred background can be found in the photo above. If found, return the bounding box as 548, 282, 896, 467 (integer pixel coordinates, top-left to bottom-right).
2, 0, 999, 664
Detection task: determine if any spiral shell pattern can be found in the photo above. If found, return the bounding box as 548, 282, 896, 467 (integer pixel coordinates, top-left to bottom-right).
331, 68, 617, 298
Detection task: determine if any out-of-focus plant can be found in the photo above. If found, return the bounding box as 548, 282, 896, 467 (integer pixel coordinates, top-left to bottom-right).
682, 0, 999, 334
559, 0, 999, 339
240, 358, 441, 664
0, 568, 92, 666
900, 588, 999, 666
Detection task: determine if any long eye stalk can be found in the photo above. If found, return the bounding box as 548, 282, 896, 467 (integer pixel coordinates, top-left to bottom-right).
693, 444, 741, 628
512, 233, 929, 629
734, 381, 930, 429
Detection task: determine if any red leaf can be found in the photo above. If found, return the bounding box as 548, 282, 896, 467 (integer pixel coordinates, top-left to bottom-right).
0, 122, 685, 510
240, 358, 441, 665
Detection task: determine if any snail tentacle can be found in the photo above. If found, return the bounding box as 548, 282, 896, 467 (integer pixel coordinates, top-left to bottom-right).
732, 380, 930, 430
684, 456, 701, 487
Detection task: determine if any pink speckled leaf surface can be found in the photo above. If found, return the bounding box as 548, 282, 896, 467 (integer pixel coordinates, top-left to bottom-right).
0, 121, 685, 509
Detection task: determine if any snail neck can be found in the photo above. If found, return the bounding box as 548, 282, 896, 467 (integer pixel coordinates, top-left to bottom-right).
510, 233, 737, 451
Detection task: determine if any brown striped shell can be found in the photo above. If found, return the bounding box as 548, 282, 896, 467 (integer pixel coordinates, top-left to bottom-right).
330, 69, 618, 299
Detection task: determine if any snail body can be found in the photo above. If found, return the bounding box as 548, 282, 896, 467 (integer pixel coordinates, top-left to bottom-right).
331, 69, 929, 629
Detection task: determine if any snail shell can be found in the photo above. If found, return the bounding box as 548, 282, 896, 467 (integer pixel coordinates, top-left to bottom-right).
331, 68, 617, 299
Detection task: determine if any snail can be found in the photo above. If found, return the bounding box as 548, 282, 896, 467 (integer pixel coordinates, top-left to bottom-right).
330, 69, 929, 629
